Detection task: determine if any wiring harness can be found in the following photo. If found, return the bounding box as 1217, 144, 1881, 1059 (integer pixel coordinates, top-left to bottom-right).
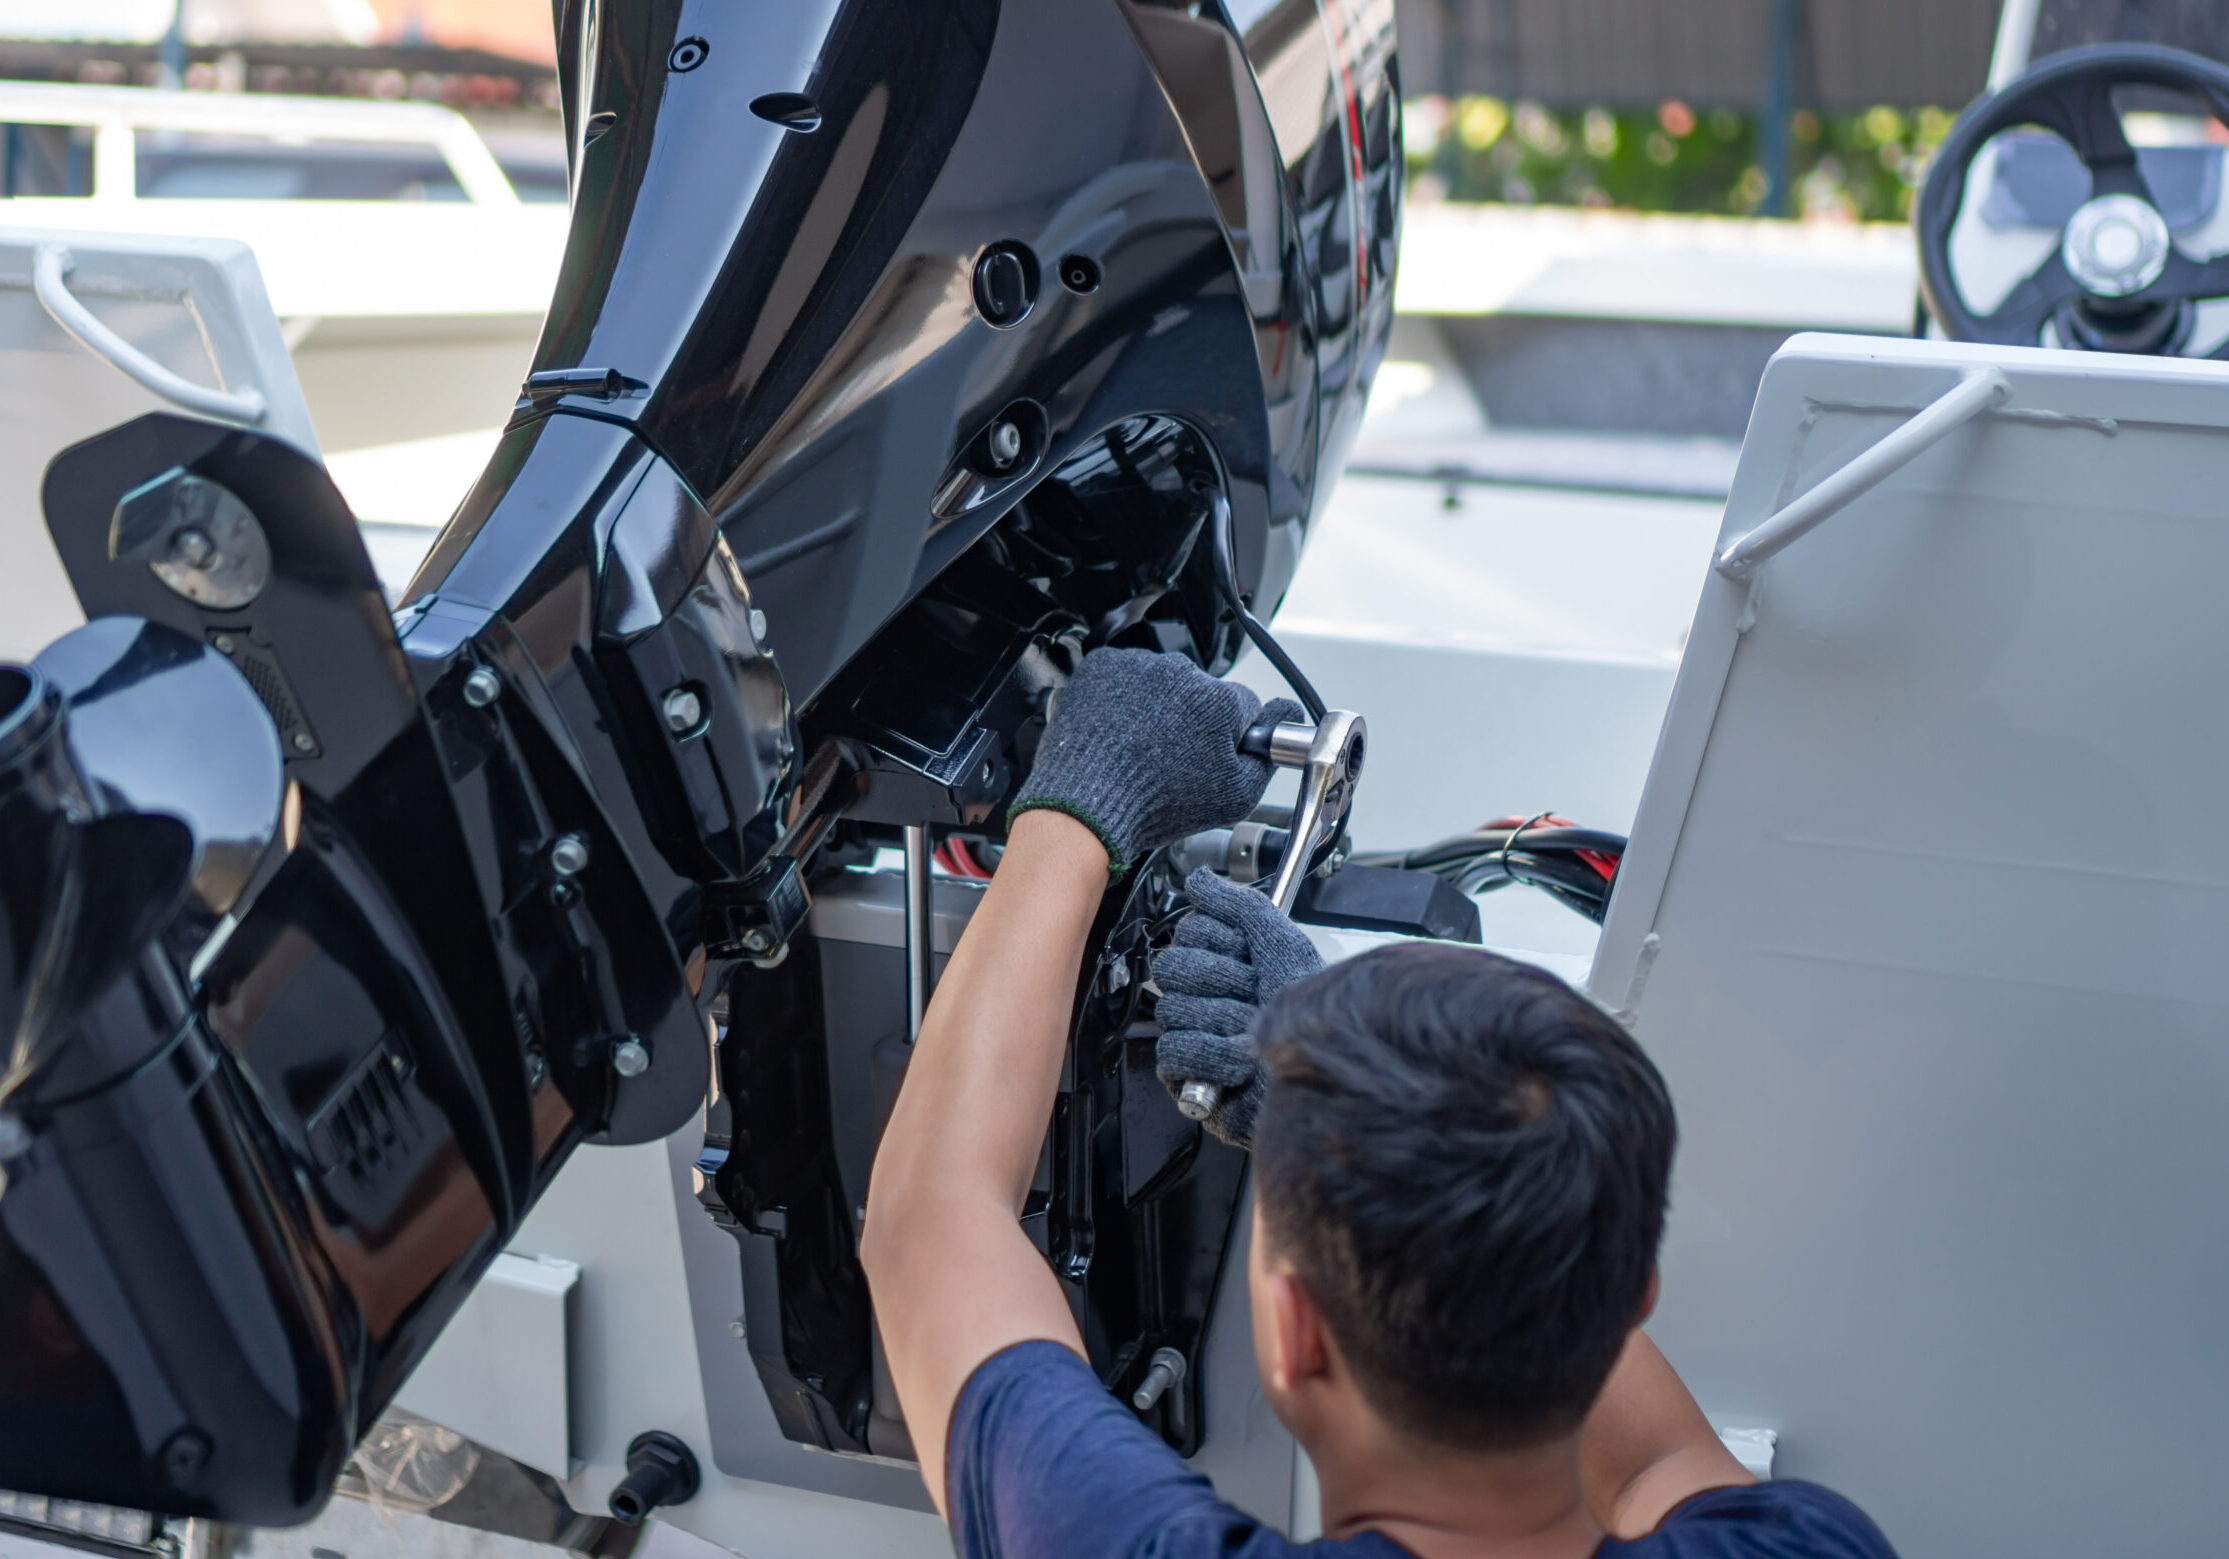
1350, 814, 1625, 924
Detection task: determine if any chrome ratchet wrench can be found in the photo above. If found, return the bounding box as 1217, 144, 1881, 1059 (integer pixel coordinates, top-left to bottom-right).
1173, 707, 1366, 1123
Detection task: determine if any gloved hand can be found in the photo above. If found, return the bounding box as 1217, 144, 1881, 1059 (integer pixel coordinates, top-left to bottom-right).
1150, 867, 1325, 1148
1009, 647, 1303, 875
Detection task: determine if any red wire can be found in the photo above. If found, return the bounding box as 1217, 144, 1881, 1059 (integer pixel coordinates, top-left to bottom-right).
938, 839, 992, 880
1479, 815, 1619, 882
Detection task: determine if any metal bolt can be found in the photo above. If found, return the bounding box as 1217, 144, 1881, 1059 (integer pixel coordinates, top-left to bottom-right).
212, 634, 235, 655
740, 928, 773, 953
748, 607, 769, 644
611, 1036, 651, 1077
987, 420, 1023, 469
290, 731, 316, 754
662, 686, 704, 734
551, 833, 591, 877
525, 1049, 548, 1089
0, 1113, 30, 1160
1132, 1346, 1187, 1411
170, 526, 217, 570
727, 1319, 747, 1340
462, 666, 502, 708
1176, 1080, 1219, 1122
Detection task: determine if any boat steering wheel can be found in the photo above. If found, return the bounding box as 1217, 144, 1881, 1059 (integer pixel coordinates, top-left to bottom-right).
1917, 43, 2229, 355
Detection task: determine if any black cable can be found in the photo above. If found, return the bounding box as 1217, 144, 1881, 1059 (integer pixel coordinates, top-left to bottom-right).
1209, 495, 1325, 720
1350, 819, 1628, 925
1352, 827, 1629, 875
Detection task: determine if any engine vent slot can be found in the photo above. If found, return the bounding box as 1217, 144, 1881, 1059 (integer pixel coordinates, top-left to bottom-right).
306, 1033, 420, 1182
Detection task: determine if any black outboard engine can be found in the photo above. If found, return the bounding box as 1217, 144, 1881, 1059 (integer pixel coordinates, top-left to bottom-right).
0, 0, 1397, 1521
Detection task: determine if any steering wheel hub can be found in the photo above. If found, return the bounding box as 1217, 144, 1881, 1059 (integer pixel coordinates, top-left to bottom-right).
2062, 193, 2172, 298
1916, 43, 2229, 354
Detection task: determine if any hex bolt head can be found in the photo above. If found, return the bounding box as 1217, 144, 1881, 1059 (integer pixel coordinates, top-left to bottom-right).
551, 832, 591, 877
290, 731, 316, 754
462, 666, 503, 708
987, 420, 1023, 469
611, 1036, 651, 1077
748, 607, 769, 644
170, 526, 217, 570
524, 1049, 548, 1089
1132, 1346, 1188, 1411
727, 1319, 747, 1340
662, 686, 704, 734
212, 634, 236, 655
1176, 1080, 1219, 1121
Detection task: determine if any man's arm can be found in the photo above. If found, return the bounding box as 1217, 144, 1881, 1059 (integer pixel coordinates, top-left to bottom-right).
859, 808, 1111, 1514
861, 647, 1301, 1514
1580, 1331, 1755, 1537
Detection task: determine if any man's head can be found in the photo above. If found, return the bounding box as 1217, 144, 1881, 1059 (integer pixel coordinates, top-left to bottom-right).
1245, 944, 1675, 1456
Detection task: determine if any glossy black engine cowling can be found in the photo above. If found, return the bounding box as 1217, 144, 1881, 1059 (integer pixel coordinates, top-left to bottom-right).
600, 0, 1399, 1461
0, 0, 1397, 1520
0, 410, 725, 1523
427, 0, 1400, 712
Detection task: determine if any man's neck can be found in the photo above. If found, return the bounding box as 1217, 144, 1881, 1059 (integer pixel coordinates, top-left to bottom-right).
1314, 1425, 1603, 1559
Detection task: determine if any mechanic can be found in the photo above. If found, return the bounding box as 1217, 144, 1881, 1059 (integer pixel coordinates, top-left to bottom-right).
861, 647, 1897, 1559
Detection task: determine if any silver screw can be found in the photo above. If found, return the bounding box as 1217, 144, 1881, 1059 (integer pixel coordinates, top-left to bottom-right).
748, 607, 769, 644
170, 527, 217, 570
611, 1036, 651, 1077
551, 832, 590, 876
212, 634, 236, 655
740, 928, 773, 953
1176, 1080, 1219, 1122
1132, 1347, 1187, 1411
727, 1319, 747, 1340
462, 666, 502, 708
290, 731, 316, 754
987, 421, 1023, 468
524, 1050, 548, 1088
662, 686, 704, 734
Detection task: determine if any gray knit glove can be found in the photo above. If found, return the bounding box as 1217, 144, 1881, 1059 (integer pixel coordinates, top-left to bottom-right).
1150, 867, 1325, 1148
1009, 647, 1302, 875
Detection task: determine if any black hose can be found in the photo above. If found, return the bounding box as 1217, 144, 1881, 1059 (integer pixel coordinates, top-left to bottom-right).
1209, 495, 1325, 720
1359, 826, 1630, 873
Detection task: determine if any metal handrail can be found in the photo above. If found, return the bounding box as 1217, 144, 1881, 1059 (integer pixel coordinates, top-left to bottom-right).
1715, 365, 2009, 580
32, 243, 267, 426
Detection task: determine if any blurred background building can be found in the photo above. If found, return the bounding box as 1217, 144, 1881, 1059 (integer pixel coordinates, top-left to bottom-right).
0, 0, 554, 108
1394, 0, 2000, 219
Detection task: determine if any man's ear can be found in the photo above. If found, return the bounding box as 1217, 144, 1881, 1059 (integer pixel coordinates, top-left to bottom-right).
1266, 1268, 1333, 1393
1634, 1267, 1660, 1328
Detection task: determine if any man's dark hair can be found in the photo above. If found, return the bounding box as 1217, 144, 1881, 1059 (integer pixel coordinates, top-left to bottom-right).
1251, 943, 1675, 1451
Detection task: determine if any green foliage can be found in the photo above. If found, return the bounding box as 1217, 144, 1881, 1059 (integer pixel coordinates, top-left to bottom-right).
1403, 96, 1959, 220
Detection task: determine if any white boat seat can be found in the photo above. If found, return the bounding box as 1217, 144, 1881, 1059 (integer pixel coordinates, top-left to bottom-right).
1592, 332, 2229, 1558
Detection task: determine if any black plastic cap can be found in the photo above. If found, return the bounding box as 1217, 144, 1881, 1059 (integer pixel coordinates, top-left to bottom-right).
608, 1431, 701, 1525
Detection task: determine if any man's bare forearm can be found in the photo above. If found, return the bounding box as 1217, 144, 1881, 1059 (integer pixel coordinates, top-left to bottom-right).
861, 809, 1111, 1507
1580, 1332, 1753, 1538
869, 811, 1108, 1210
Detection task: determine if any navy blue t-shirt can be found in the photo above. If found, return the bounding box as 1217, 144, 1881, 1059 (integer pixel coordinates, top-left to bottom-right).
947, 1342, 1897, 1559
